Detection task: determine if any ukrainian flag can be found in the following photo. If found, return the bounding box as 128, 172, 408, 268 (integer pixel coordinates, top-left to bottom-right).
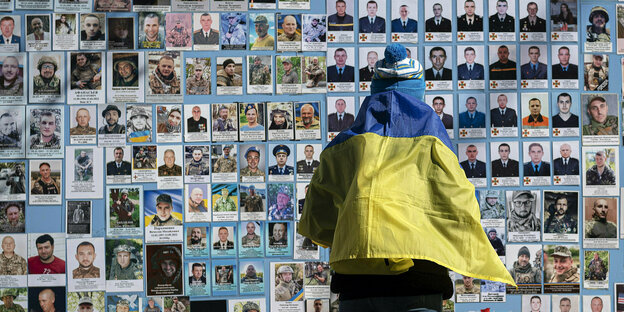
298, 90, 515, 286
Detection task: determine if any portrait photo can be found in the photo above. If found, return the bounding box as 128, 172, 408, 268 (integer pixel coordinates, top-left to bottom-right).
581, 93, 618, 136
519, 45, 548, 80
0, 53, 25, 99
583, 54, 608, 91
521, 93, 549, 129
358, 0, 386, 33
456, 0, 484, 32
185, 183, 209, 219
543, 192, 579, 235
107, 16, 134, 50
165, 13, 192, 50
550, 0, 577, 32
220, 13, 247, 50
326, 47, 354, 83
425, 94, 453, 130
456, 45, 485, 81
326, 96, 355, 133
146, 51, 182, 96
424, 0, 452, 33
391, 0, 418, 33
457, 142, 487, 179
505, 244, 542, 284
518, 0, 547, 32
126, 104, 152, 143
551, 45, 579, 80
488, 44, 518, 81
490, 141, 519, 178
488, 0, 516, 33
145, 244, 183, 296
192, 13, 220, 50
327, 0, 355, 32
138, 12, 164, 49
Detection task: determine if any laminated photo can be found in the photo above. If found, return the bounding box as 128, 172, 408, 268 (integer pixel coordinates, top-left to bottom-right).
542, 244, 580, 293
358, 47, 382, 91
583, 197, 618, 249
520, 92, 549, 137
552, 141, 580, 186
267, 102, 294, 141
93, 0, 130, 11
239, 144, 265, 183
211, 224, 237, 258
220, 13, 247, 50
522, 141, 551, 186
164, 13, 191, 51
145, 51, 182, 103
506, 190, 541, 242
391, 0, 418, 42
105, 185, 143, 237
249, 13, 274, 50
27, 233, 66, 286
456, 0, 483, 41
326, 0, 354, 43
424, 0, 452, 41
582, 147, 619, 196
185, 57, 211, 95
0, 53, 26, 104
183, 104, 210, 142
458, 93, 486, 138
28, 52, 64, 103
583, 251, 609, 289
488, 0, 516, 40
212, 260, 237, 295
184, 225, 209, 258
294, 222, 319, 260
105, 238, 143, 292
294, 102, 321, 140
279, 0, 308, 9
79, 13, 105, 50
66, 200, 91, 238
581, 93, 619, 145
229, 299, 265, 312
326, 47, 354, 92
551, 45, 579, 89
212, 184, 238, 222
25, 14, 51, 51
186, 262, 210, 296
277, 14, 302, 51
518, 0, 547, 41
0, 162, 26, 201
211, 144, 237, 183
65, 146, 104, 199
0, 106, 25, 159
133, 0, 170, 12
67, 238, 105, 292
267, 145, 295, 182
584, 4, 612, 53
455, 274, 480, 303
240, 183, 266, 221
183, 145, 210, 184
67, 292, 104, 312
302, 14, 326, 51
52, 13, 78, 50
424, 46, 453, 91
550, 0, 578, 41
276, 56, 302, 94
266, 222, 291, 257
144, 189, 183, 243
239, 103, 266, 142
192, 13, 219, 51
107, 17, 135, 50
107, 52, 144, 104
357, 0, 386, 42
67, 51, 104, 104
27, 287, 65, 312
215, 57, 243, 95
126, 104, 152, 143
69, 106, 97, 145
457, 142, 487, 188
98, 104, 127, 147
138, 12, 164, 49
105, 146, 132, 184
131, 145, 157, 183
505, 244, 542, 294
185, 183, 210, 223
239, 221, 264, 258
270, 262, 303, 310
296, 143, 321, 181
489, 92, 518, 137
489, 142, 520, 187
326, 96, 355, 141
239, 260, 264, 294
247, 55, 273, 94
488, 44, 517, 90
145, 244, 183, 296
0, 17, 19, 52
0, 234, 27, 287
211, 0, 245, 11
543, 191, 579, 243
550, 92, 579, 137
155, 105, 182, 143
28, 159, 62, 206
457, 45, 486, 90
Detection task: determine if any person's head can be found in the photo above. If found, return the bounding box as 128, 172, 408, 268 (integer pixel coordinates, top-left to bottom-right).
249, 185, 256, 195
367, 1, 378, 17
465, 144, 477, 162
334, 48, 347, 67
590, 7, 607, 29
432, 3, 442, 17
528, 46, 540, 63
399, 5, 409, 19
253, 15, 268, 37
557, 46, 570, 66
0, 290, 15, 307
1, 56, 19, 82
227, 14, 237, 25
334, 99, 346, 113
116, 300, 129, 312
143, 13, 160, 39
192, 148, 203, 162
222, 59, 235, 76
528, 143, 543, 164
588, 96, 608, 124
274, 145, 289, 166
191, 227, 202, 240
559, 143, 571, 159
559, 297, 571, 312
557, 93, 572, 114
192, 262, 203, 279
60, 15, 66, 23
528, 98, 541, 117
35, 234, 54, 262
432, 96, 445, 114
190, 187, 203, 205
39, 112, 57, 138
487, 228, 497, 239
554, 195, 569, 216
550, 245, 573, 277
167, 108, 181, 127
313, 299, 322, 312
38, 289, 55, 312
429, 47, 447, 70
465, 97, 477, 113
218, 105, 229, 120
281, 58, 292, 72
245, 264, 256, 277
497, 45, 510, 63
157, 55, 174, 77
462, 275, 474, 287
161, 259, 176, 278
272, 223, 286, 240
191, 106, 201, 121
512, 191, 535, 218
116, 60, 135, 80
39, 58, 56, 79
83, 14, 101, 39
367, 50, 378, 67
277, 264, 293, 282
111, 147, 124, 162
163, 149, 175, 168
464, 47, 476, 64
590, 297, 603, 312
199, 13, 212, 31
0, 113, 15, 137
594, 252, 599, 260
464, 0, 475, 16
335, 0, 346, 16
530, 296, 541, 311
104, 105, 121, 126
218, 227, 229, 242
498, 143, 510, 161
497, 94, 508, 109
245, 147, 260, 170
594, 150, 606, 168
75, 241, 96, 268
517, 246, 531, 266
0, 16, 15, 38
1, 235, 15, 254
193, 65, 203, 79
496, 0, 508, 15
220, 187, 229, 199
78, 298, 94, 312
155, 194, 173, 221
527, 2, 538, 17
304, 145, 314, 159
282, 15, 297, 36
115, 245, 131, 269
147, 298, 155, 308
311, 18, 319, 27
75, 108, 91, 128
246, 222, 256, 235
593, 198, 609, 220
591, 54, 603, 68
39, 162, 51, 180
300, 104, 315, 126
277, 187, 290, 209
31, 18, 43, 34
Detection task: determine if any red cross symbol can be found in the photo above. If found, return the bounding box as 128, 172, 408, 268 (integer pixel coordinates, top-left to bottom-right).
359, 34, 368, 41
359, 83, 368, 90
491, 128, 499, 136
392, 34, 400, 41
490, 81, 498, 88
458, 81, 466, 88
328, 133, 337, 141
553, 129, 561, 136
426, 81, 434, 89
491, 178, 499, 185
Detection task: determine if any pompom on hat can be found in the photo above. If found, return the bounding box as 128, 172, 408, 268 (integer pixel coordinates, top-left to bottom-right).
370, 43, 425, 99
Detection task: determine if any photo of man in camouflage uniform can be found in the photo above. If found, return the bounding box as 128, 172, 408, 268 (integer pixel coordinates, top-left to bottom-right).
0, 236, 27, 275
480, 190, 505, 219
149, 54, 181, 94
213, 188, 236, 212
280, 58, 299, 84
248, 56, 271, 86
184, 148, 209, 176
455, 275, 479, 294
582, 96, 617, 135
586, 252, 607, 280
157, 149, 182, 177
166, 18, 191, 48
548, 246, 579, 283
303, 17, 326, 42
304, 57, 325, 88
585, 150, 616, 186
585, 198, 617, 238
72, 241, 100, 279
213, 145, 236, 173
70, 53, 102, 90
508, 246, 541, 284
216, 59, 242, 87
243, 186, 263, 213
186, 64, 209, 95
149, 194, 182, 226
241, 222, 260, 247
274, 265, 300, 301
108, 244, 140, 280
240, 147, 264, 177
33, 56, 61, 95
0, 289, 25, 312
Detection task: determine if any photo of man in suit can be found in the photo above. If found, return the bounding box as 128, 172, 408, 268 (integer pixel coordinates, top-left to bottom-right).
457, 47, 484, 80
359, 50, 377, 82
490, 93, 518, 128
328, 0, 354, 31
425, 3, 452, 32
489, 0, 515, 32
519, 1, 546, 32
458, 96, 485, 128
424, 47, 452, 80
491, 143, 519, 177
553, 143, 579, 176
212, 227, 234, 250
193, 13, 219, 45
391, 4, 417, 32
327, 98, 355, 132
523, 142, 550, 177
552, 46, 578, 80
107, 147, 132, 176
520, 46, 547, 80
431, 96, 453, 129
457, 0, 483, 31
0, 16, 20, 45
327, 48, 354, 82
552, 92, 578, 128
460, 144, 486, 178
358, 0, 385, 33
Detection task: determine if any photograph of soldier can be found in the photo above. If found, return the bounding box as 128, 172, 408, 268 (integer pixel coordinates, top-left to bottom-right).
239, 222, 261, 249
216, 59, 242, 87
520, 46, 547, 80
30, 162, 60, 195
303, 56, 325, 88
28, 234, 65, 274
489, 45, 517, 80
327, 0, 354, 32
142, 297, 161, 312
212, 186, 237, 213
146, 244, 183, 295
212, 144, 236, 173
240, 104, 265, 132
0, 202, 24, 233
107, 17, 134, 50
138, 13, 164, 49
458, 96, 485, 128
523, 142, 550, 177
0, 289, 26, 312
32, 55, 61, 96
220, 13, 246, 49
248, 56, 271, 87
584, 151, 616, 185
148, 193, 183, 226
486, 228, 505, 256
295, 103, 319, 130
424, 47, 452, 81
304, 262, 328, 286
522, 97, 548, 129
553, 143, 579, 176
29, 109, 61, 150
109, 188, 138, 228
278, 57, 300, 86
70, 108, 96, 136
2, 163, 25, 196
106, 241, 141, 280
26, 15, 50, 42
327, 98, 355, 132
80, 14, 105, 41
359, 50, 378, 82
274, 264, 301, 301
158, 149, 182, 177
112, 55, 138, 87
99, 105, 126, 134
248, 14, 274, 51
303, 15, 326, 43
507, 190, 540, 232
0, 235, 27, 275
490, 93, 517, 128
185, 60, 210, 96
544, 192, 578, 234
240, 146, 264, 177
392, 3, 417, 33
107, 147, 132, 176
133, 146, 156, 170
268, 184, 294, 220
0, 55, 23, 97
585, 198, 616, 238
582, 95, 617, 136
507, 245, 542, 284
326, 48, 354, 83
74, 150, 93, 181
269, 222, 287, 246
491, 143, 519, 178
213, 227, 234, 250
186, 106, 208, 133
455, 275, 479, 295
187, 227, 206, 248
552, 47, 578, 80
28, 288, 65, 312
241, 185, 264, 213
165, 15, 191, 50
0, 111, 20, 148
551, 1, 576, 31
215, 265, 233, 285
544, 245, 579, 283
426, 95, 453, 130
585, 251, 608, 280
268, 103, 293, 130
184, 147, 209, 176
489, 0, 515, 32
241, 263, 263, 284
193, 13, 219, 46
148, 53, 181, 95
457, 0, 483, 31
189, 262, 206, 286
0, 16, 20, 45
459, 144, 486, 178
268, 145, 294, 176
552, 93, 578, 128
296, 145, 320, 174
457, 47, 485, 81
584, 296, 609, 312
586, 6, 610, 42
156, 106, 181, 135
480, 190, 505, 219
126, 105, 151, 143
584, 55, 608, 91
71, 241, 100, 279
425, 1, 451, 32
519, 0, 546, 32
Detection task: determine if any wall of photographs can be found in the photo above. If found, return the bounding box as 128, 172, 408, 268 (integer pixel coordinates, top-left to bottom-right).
2, 0, 624, 310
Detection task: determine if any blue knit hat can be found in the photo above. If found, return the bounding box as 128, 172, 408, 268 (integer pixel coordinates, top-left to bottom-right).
370, 43, 425, 99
